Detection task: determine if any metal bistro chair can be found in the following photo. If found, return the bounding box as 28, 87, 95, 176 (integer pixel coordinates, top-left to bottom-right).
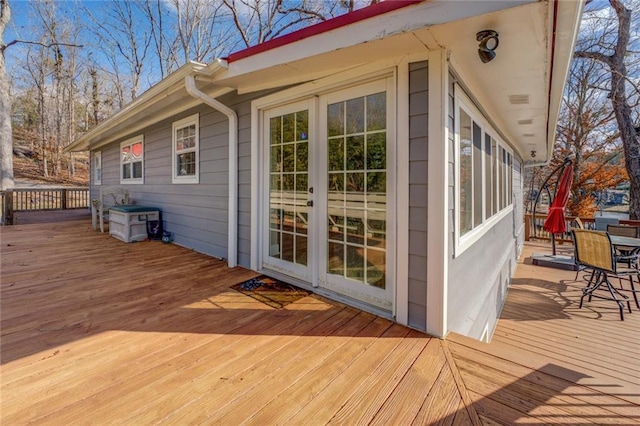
594, 216, 619, 231
570, 219, 590, 282
606, 224, 640, 310
572, 229, 632, 321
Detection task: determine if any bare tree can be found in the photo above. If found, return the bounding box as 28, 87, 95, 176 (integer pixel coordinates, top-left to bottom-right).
554, 58, 629, 217
172, 0, 228, 63
88, 64, 100, 127
34, 0, 65, 175
23, 43, 51, 177
140, 0, 174, 78
5, 0, 82, 179
220, 0, 381, 50
575, 0, 640, 218
140, 0, 236, 72
26, 0, 83, 177
0, 0, 13, 190
83, 1, 152, 101
222, 0, 331, 48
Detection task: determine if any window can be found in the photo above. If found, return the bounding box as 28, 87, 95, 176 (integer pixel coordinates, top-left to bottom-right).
120, 136, 144, 184
484, 133, 495, 219
459, 108, 472, 235
458, 106, 486, 237
172, 113, 199, 184
93, 151, 102, 185
455, 88, 513, 249
491, 138, 498, 215
326, 90, 388, 288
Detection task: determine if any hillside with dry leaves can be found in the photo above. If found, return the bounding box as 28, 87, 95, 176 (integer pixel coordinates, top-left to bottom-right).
13, 128, 89, 187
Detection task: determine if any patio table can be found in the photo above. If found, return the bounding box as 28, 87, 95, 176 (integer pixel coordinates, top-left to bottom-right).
610, 235, 640, 249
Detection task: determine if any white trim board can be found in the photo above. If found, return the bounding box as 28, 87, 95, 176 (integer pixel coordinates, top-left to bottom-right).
426, 48, 448, 338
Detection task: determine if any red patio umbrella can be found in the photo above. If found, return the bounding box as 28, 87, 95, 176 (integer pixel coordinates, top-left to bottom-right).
543, 164, 574, 255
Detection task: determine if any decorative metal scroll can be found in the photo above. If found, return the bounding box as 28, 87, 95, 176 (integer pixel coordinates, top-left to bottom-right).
530, 158, 573, 240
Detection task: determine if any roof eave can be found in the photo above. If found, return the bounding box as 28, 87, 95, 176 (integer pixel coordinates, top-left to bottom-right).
64, 61, 218, 152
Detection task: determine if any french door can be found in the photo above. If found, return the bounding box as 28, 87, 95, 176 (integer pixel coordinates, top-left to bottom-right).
262, 100, 314, 280
262, 78, 394, 311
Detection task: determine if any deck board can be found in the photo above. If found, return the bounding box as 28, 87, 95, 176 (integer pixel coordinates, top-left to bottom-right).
324, 329, 430, 425
2, 221, 639, 424
409, 362, 462, 425
366, 339, 445, 425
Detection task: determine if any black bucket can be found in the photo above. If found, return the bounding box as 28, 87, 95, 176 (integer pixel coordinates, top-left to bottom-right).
147, 211, 163, 240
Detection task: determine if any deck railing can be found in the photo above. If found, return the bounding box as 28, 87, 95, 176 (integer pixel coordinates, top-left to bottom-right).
524, 213, 640, 242
1, 187, 90, 225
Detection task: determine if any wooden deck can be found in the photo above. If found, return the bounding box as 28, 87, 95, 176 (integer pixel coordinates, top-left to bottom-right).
448, 241, 640, 424
1, 220, 639, 424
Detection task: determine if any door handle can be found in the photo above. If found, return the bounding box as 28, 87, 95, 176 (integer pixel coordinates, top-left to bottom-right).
307, 200, 313, 207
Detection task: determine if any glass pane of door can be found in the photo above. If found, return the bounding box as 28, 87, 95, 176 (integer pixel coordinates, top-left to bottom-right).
269, 110, 309, 266
326, 92, 387, 289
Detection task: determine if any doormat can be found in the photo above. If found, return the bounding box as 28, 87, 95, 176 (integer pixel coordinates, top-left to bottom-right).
231, 275, 311, 309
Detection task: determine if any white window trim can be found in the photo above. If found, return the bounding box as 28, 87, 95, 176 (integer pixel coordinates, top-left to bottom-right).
93, 151, 102, 186
120, 135, 144, 185
172, 113, 200, 184
454, 86, 513, 256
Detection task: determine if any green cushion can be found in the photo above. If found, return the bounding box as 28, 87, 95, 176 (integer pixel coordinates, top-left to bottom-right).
109, 205, 161, 213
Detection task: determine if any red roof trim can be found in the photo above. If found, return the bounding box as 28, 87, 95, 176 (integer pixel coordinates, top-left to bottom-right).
227, 0, 424, 63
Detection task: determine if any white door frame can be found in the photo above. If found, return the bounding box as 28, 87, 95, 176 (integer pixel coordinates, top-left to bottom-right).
250, 63, 400, 316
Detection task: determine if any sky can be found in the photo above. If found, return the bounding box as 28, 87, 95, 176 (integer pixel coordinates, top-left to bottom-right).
4, 0, 205, 97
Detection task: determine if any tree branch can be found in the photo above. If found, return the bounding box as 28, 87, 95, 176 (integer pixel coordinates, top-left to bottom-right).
222, 0, 251, 48
1, 39, 83, 53
574, 50, 612, 67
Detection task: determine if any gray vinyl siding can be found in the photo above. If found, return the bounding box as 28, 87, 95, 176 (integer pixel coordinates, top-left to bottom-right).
91, 104, 229, 258
90, 92, 266, 261
236, 96, 255, 268
448, 213, 516, 339
407, 61, 428, 331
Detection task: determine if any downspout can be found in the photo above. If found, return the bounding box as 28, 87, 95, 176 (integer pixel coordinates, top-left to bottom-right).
184, 74, 238, 268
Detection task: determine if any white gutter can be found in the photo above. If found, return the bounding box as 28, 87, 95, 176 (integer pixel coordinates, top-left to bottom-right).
184, 74, 239, 268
